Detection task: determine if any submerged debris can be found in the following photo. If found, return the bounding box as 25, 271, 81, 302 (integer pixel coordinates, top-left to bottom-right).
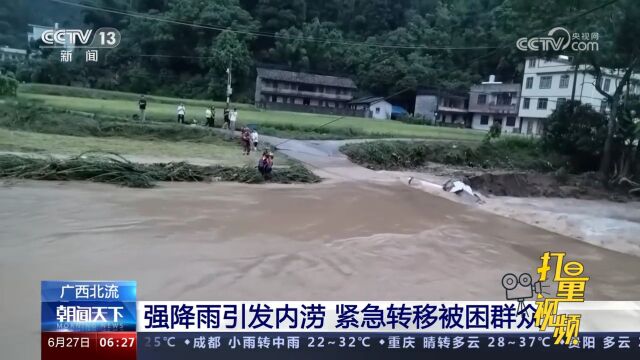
442, 178, 484, 204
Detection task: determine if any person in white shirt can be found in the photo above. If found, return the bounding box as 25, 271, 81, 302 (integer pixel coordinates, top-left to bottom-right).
250, 129, 259, 151
177, 103, 186, 124
205, 106, 214, 127
229, 108, 237, 132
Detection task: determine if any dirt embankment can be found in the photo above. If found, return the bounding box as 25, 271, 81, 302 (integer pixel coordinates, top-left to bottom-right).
466, 172, 630, 200
411, 161, 635, 201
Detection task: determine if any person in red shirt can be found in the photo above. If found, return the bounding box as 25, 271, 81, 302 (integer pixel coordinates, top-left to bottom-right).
258, 150, 274, 179
241, 127, 252, 155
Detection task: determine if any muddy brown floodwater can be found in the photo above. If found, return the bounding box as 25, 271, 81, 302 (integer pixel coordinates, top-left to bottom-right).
1, 180, 640, 358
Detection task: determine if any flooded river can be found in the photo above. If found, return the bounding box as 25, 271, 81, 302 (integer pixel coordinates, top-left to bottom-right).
1, 180, 640, 357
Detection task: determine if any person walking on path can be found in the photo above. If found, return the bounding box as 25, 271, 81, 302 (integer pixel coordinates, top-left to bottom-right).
177, 103, 186, 124
250, 129, 259, 151
138, 95, 147, 122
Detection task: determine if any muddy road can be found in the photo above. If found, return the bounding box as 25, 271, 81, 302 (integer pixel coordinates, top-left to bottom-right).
2, 180, 640, 358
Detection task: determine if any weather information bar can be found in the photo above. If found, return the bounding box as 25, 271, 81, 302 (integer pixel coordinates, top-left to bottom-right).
41, 280, 137, 360
136, 332, 640, 359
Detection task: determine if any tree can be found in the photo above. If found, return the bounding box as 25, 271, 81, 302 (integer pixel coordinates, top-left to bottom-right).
584, 0, 640, 179
0, 73, 18, 97
542, 101, 608, 172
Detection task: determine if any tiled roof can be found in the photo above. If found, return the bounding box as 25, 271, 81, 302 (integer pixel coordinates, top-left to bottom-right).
257, 68, 357, 89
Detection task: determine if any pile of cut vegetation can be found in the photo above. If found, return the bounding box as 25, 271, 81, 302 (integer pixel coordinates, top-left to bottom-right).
0, 153, 320, 188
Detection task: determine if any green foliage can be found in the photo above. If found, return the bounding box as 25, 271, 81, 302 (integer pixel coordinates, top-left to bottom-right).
393, 114, 432, 126
484, 122, 502, 142
0, 74, 18, 97
11, 0, 538, 100
0, 103, 232, 145
542, 101, 608, 172
7, 0, 640, 104
341, 137, 564, 172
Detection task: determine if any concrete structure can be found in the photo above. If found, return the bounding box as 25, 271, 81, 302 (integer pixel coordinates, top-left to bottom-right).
519, 56, 640, 135
255, 68, 357, 115
469, 75, 521, 133
415, 88, 469, 126
0, 46, 27, 62
348, 96, 392, 119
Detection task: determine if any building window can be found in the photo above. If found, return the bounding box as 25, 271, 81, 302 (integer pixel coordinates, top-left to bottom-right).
604, 78, 611, 92
494, 117, 503, 126
477, 94, 487, 105
375, 107, 380, 114
506, 116, 516, 127
528, 59, 536, 68
496, 93, 512, 105
299, 83, 314, 92
537, 98, 548, 110
523, 97, 530, 109
559, 75, 570, 88
270, 95, 277, 102
556, 98, 566, 108
525, 77, 534, 89
539, 76, 552, 89
480, 115, 489, 125
600, 100, 607, 113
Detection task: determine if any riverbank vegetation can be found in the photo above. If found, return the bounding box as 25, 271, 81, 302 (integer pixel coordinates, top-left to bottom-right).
0, 153, 320, 188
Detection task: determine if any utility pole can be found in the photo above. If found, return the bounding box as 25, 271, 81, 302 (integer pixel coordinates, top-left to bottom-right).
226, 54, 232, 108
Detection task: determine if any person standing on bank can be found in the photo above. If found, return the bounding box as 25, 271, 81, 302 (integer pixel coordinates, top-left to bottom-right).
177, 103, 186, 124
229, 107, 237, 133
258, 150, 274, 180
205, 105, 214, 127
241, 127, 252, 155
222, 107, 230, 129
138, 95, 147, 122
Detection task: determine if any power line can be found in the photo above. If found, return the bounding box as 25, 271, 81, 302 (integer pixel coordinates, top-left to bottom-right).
50, 0, 498, 50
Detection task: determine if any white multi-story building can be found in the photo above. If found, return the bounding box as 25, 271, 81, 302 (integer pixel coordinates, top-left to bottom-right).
519, 56, 640, 135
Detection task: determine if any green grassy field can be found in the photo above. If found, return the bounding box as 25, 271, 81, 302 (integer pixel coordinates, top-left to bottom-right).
18, 84, 486, 141
0, 128, 263, 166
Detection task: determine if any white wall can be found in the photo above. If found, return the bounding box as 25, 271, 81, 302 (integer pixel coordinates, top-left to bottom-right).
369, 100, 392, 119
471, 114, 521, 133
520, 117, 544, 136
